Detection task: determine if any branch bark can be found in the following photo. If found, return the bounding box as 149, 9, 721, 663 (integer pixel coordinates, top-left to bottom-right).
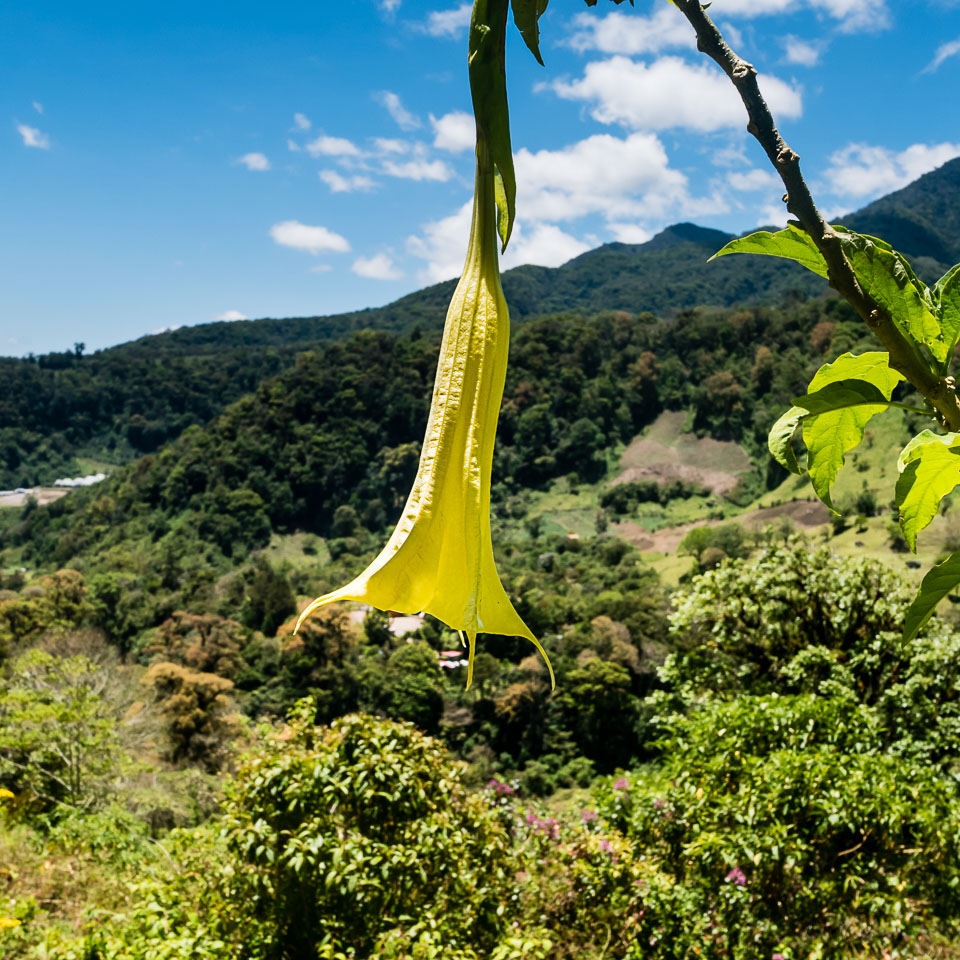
671, 0, 960, 432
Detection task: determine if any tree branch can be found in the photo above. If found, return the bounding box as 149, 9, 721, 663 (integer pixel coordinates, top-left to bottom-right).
671, 0, 960, 432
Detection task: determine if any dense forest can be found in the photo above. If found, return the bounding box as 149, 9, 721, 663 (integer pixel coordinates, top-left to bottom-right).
4, 160, 960, 958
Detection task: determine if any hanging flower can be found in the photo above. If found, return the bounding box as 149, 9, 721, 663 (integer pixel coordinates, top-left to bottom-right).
297, 142, 553, 689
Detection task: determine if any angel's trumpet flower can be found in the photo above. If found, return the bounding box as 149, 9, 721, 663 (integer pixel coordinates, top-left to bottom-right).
296, 144, 554, 689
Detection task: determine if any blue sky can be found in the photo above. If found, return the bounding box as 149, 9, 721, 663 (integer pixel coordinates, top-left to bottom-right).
4, 0, 960, 356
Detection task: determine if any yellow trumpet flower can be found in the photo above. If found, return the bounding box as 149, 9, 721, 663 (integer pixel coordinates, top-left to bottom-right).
297, 144, 553, 689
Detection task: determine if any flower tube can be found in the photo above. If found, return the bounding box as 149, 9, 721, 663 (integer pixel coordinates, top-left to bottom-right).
297, 141, 554, 689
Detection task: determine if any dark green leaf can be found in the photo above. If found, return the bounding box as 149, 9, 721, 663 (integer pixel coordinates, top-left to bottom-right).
469, 0, 516, 251
511, 0, 549, 66
904, 550, 960, 642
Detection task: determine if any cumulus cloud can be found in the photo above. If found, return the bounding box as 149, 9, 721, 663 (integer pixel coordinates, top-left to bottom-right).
544, 55, 802, 133
500, 224, 591, 271
374, 90, 420, 131
373, 137, 410, 154
352, 252, 404, 280
783, 35, 821, 66
270, 220, 351, 254
17, 124, 50, 149
430, 111, 475, 153
727, 168, 781, 191
420, 3, 472, 38
707, 0, 889, 32
823, 141, 960, 200
513, 132, 691, 223
293, 112, 311, 130
566, 7, 693, 55
236, 152, 270, 171
607, 223, 653, 244
382, 157, 454, 181
305, 134, 361, 157
924, 36, 960, 73
379, 0, 401, 12
216, 310, 249, 321
319, 170, 377, 192
406, 129, 728, 282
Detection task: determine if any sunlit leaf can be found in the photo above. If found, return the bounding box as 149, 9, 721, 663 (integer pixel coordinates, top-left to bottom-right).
709, 224, 829, 278
933, 263, 960, 361
895, 430, 960, 551
835, 231, 944, 360
768, 405, 805, 474
796, 353, 904, 511
904, 550, 960, 642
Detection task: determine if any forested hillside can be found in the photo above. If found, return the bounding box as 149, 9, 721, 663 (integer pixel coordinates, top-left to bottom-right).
3, 157, 958, 490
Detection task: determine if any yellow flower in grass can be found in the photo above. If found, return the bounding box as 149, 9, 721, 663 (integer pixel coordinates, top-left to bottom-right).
297, 143, 553, 689
0, 917, 21, 930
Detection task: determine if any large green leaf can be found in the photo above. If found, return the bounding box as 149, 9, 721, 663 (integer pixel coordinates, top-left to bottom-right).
768, 406, 804, 474
797, 353, 905, 511
895, 431, 960, 551
835, 231, 944, 360
933, 263, 960, 362
709, 224, 829, 278
511, 0, 549, 65
903, 551, 960, 642
469, 0, 516, 251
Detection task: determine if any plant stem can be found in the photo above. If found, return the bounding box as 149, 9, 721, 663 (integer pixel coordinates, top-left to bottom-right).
671, 0, 960, 432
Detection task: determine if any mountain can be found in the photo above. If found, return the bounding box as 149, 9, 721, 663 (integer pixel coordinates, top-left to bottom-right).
2, 158, 959, 488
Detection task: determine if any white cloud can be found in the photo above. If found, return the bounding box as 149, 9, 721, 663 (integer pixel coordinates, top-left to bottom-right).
544, 55, 802, 133
382, 158, 454, 181
309, 264, 332, 273
421, 3, 472, 38
379, 0, 401, 11
925, 36, 960, 72
566, 7, 693, 55
305, 134, 361, 157
514, 132, 691, 223
352, 252, 404, 280
607, 223, 653, 244
287, 138, 301, 152
727, 168, 781, 191
500, 224, 591, 270
374, 90, 421, 131
823, 141, 960, 200
430, 111, 475, 153
293, 112, 311, 130
707, 0, 889, 31
757, 202, 790, 227
407, 200, 472, 282
216, 310, 249, 321
236, 152, 270, 171
372, 137, 410, 154
17, 124, 50, 149
319, 169, 377, 192
270, 220, 351, 254
783, 35, 821, 66
32, 101, 43, 114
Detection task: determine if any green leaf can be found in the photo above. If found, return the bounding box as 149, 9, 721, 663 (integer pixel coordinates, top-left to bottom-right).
895, 431, 960, 551
903, 550, 960, 642
798, 353, 905, 511
510, 0, 549, 66
469, 0, 516, 251
768, 406, 804, 474
835, 231, 944, 360
709, 224, 829, 278
933, 263, 960, 361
